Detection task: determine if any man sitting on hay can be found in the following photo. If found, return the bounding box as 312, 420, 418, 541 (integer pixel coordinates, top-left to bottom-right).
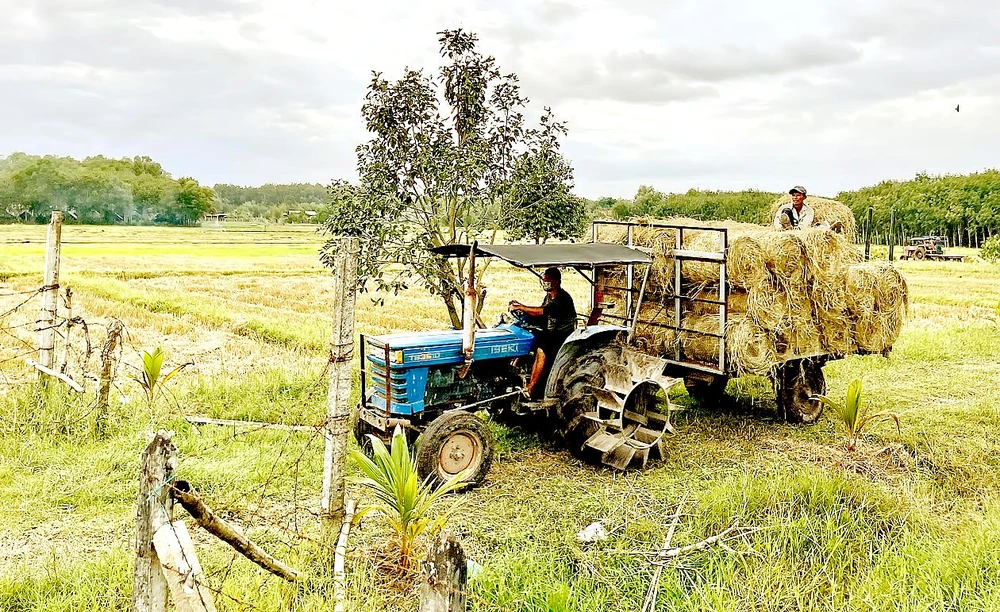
774, 185, 816, 230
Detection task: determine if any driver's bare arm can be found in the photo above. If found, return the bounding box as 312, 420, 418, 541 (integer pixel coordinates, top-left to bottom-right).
508, 300, 544, 317
518, 305, 544, 316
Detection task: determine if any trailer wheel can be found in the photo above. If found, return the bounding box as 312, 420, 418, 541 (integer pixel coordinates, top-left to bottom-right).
416, 411, 493, 488
773, 358, 826, 423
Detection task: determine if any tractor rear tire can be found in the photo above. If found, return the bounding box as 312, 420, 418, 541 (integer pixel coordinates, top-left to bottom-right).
553, 342, 672, 470
773, 358, 826, 423
552, 342, 623, 451
914, 247, 926, 260
416, 411, 494, 488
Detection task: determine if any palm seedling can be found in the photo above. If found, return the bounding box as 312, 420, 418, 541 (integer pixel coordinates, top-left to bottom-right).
134, 347, 190, 412
349, 425, 467, 568
812, 378, 900, 451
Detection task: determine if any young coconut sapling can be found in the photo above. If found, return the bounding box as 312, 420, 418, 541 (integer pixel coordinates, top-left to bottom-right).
812, 378, 900, 451
134, 347, 191, 412
349, 425, 468, 568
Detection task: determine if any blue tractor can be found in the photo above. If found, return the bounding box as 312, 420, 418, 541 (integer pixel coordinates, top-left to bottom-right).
354, 242, 684, 486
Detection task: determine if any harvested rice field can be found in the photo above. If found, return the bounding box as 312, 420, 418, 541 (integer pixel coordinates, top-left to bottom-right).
2, 223, 1000, 611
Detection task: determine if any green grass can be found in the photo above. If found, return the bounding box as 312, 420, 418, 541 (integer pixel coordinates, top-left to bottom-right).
2, 225, 1000, 610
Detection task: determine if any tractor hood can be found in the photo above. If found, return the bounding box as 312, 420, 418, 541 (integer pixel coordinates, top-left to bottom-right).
367, 323, 535, 369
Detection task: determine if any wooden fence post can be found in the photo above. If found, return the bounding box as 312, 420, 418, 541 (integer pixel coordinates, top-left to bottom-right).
418, 530, 468, 612
322, 237, 359, 523
38, 211, 62, 376
59, 286, 73, 373
152, 521, 217, 612
97, 320, 124, 432
135, 430, 176, 612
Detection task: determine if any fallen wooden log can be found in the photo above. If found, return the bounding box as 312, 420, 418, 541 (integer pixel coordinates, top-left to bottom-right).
171, 480, 301, 582
26, 358, 83, 392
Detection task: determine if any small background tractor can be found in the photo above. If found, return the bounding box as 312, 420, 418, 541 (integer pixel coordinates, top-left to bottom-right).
355, 222, 848, 486
900, 236, 965, 261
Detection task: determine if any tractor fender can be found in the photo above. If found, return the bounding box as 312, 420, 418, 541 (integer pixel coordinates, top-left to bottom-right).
542, 325, 627, 399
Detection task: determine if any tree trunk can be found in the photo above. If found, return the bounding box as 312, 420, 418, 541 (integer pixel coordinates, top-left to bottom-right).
442, 293, 462, 330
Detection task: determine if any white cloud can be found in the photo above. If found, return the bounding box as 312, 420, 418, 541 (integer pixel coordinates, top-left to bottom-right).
0, 0, 997, 197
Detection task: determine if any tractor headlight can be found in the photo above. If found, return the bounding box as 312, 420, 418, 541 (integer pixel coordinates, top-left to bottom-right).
391, 350, 404, 364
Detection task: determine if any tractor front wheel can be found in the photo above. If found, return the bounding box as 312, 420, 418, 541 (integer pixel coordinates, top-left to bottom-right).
416, 411, 494, 488
773, 358, 826, 423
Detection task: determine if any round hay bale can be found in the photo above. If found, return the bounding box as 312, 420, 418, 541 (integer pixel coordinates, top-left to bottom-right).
800, 227, 863, 280
759, 232, 809, 289
844, 263, 908, 353
745, 279, 789, 330
771, 195, 857, 238
773, 311, 825, 360
728, 235, 769, 288
679, 314, 725, 364
687, 287, 749, 316
726, 317, 778, 376
815, 306, 852, 356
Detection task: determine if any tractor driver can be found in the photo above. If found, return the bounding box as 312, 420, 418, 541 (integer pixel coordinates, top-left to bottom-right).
508, 267, 577, 400
773, 185, 816, 230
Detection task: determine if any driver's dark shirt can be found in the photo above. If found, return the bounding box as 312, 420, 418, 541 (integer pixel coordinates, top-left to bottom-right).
542, 288, 576, 333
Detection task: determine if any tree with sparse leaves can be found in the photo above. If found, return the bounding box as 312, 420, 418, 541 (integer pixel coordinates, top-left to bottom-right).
322, 29, 580, 328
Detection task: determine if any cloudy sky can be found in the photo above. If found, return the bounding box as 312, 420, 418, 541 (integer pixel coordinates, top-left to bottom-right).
2, 0, 998, 198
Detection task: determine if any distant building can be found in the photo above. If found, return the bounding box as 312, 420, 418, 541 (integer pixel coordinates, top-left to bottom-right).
204, 213, 228, 226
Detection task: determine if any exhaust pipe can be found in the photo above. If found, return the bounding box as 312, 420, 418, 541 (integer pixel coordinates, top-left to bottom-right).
459, 242, 477, 377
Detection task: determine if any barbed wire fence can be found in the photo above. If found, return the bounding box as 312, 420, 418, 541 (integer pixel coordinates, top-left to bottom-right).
0, 215, 131, 436
2, 222, 466, 610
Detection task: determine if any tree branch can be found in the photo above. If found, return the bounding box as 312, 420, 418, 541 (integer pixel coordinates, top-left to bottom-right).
171, 481, 301, 582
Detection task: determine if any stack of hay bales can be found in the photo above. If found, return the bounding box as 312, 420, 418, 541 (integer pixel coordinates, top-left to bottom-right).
595, 201, 906, 376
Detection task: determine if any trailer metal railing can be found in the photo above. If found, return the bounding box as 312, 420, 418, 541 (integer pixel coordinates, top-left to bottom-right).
592, 220, 729, 376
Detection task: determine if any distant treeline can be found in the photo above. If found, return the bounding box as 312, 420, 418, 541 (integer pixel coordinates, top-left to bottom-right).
0, 153, 332, 225
212, 183, 330, 222
0, 153, 215, 225
837, 170, 1000, 247
594, 170, 1000, 247
5, 151, 999, 243
591, 187, 779, 224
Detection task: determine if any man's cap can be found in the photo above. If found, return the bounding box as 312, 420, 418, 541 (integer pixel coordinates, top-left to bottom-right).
789, 185, 807, 196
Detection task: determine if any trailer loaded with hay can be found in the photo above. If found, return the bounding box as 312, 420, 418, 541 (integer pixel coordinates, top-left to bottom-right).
356, 202, 908, 477
588, 208, 907, 425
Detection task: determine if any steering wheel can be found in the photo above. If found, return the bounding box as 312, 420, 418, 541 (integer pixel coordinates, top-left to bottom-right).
510, 309, 544, 332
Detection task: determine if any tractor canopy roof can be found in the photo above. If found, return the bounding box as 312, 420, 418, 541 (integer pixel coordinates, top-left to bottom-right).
431, 242, 652, 269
